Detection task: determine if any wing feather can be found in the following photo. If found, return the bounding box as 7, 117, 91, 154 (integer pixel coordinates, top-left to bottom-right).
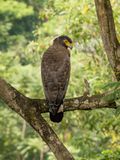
41, 46, 70, 107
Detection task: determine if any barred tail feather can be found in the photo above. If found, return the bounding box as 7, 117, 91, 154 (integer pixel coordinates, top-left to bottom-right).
48, 102, 64, 123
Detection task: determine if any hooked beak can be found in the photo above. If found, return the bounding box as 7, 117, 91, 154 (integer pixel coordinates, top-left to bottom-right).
68, 42, 73, 50
68, 45, 73, 49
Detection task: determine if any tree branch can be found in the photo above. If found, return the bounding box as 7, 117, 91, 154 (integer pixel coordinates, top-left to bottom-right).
0, 78, 117, 159
0, 78, 116, 114
94, 0, 120, 80
31, 93, 116, 113
0, 78, 74, 160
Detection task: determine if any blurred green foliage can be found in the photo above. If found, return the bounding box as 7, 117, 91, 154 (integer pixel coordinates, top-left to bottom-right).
0, 0, 120, 159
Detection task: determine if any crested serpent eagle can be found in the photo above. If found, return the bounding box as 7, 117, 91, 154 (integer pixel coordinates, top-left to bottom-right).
41, 35, 73, 123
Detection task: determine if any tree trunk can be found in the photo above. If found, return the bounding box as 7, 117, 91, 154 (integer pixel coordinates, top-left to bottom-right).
94, 0, 120, 81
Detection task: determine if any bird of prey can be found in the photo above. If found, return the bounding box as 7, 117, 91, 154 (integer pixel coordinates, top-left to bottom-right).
41, 35, 73, 123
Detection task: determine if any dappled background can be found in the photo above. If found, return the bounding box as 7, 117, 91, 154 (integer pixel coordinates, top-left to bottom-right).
0, 0, 120, 159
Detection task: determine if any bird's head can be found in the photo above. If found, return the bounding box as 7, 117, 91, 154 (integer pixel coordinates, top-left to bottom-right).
53, 35, 73, 49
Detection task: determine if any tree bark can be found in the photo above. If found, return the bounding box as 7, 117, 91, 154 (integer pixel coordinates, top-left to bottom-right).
94, 0, 120, 81
0, 77, 117, 159
0, 78, 74, 160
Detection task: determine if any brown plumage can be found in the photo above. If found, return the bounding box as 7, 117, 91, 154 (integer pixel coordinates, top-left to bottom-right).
41, 35, 73, 123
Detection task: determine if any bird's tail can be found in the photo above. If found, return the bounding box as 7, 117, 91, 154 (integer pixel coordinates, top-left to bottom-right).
50, 112, 63, 123
49, 104, 63, 123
